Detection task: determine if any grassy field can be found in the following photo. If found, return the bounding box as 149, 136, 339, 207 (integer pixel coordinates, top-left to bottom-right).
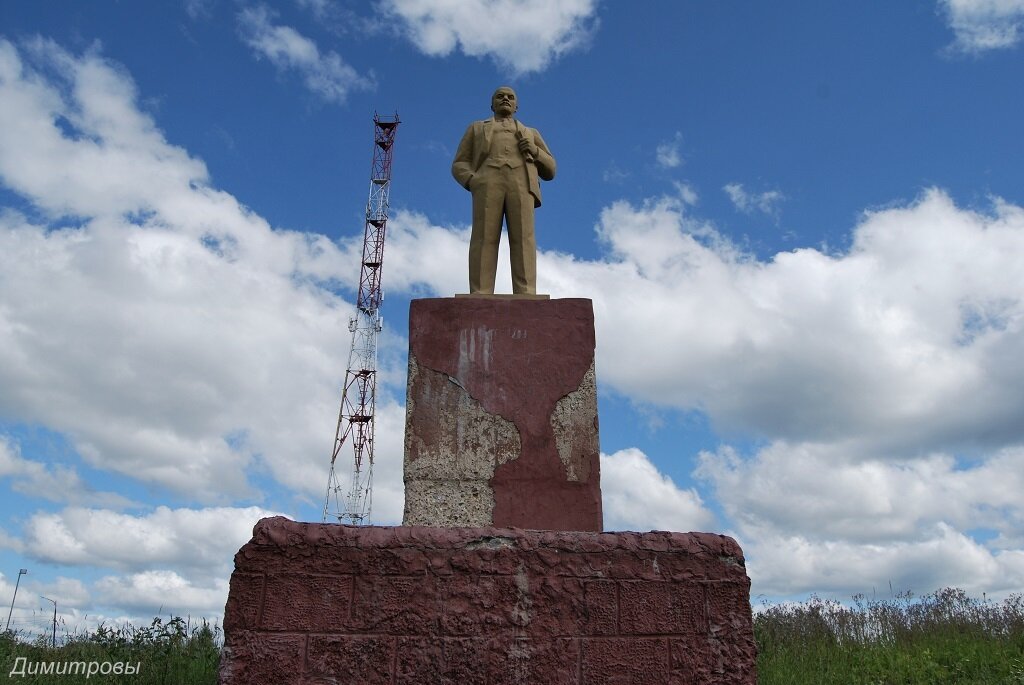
3, 587, 1022, 683
1, 616, 219, 684
755, 587, 1024, 684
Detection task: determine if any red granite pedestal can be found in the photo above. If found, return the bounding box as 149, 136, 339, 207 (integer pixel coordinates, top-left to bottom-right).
403, 297, 602, 531
219, 297, 757, 684
219, 517, 757, 685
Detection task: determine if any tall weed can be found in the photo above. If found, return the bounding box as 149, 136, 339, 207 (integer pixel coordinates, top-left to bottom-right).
756, 587, 1024, 684
1, 616, 219, 684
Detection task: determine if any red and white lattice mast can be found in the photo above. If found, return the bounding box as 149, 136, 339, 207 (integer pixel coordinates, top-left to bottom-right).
323, 112, 399, 524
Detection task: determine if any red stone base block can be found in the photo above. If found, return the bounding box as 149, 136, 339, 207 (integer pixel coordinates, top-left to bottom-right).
219, 517, 757, 685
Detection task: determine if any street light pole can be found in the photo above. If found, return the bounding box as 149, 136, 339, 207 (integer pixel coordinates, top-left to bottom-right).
40, 596, 56, 648
4, 568, 27, 633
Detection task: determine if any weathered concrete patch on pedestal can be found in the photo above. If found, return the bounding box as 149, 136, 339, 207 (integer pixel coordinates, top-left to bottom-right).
550, 360, 599, 482
403, 353, 521, 526
403, 297, 602, 531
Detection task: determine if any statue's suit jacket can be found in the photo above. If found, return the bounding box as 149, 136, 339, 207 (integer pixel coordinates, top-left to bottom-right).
451, 117, 556, 207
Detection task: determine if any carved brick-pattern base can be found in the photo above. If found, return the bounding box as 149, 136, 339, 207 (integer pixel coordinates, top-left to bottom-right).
219, 518, 757, 685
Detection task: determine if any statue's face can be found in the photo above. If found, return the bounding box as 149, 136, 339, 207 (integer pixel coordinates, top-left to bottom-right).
491, 87, 517, 117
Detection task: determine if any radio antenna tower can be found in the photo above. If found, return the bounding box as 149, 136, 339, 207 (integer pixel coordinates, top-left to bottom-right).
323, 112, 400, 524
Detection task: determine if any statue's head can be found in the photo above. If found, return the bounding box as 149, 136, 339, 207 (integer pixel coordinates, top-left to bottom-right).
490, 86, 518, 117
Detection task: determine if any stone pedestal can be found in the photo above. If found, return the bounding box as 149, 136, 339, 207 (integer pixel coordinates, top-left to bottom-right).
403, 297, 602, 532
219, 517, 757, 685
219, 296, 758, 684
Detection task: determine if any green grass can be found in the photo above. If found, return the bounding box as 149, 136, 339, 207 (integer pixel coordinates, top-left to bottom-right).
4, 587, 1023, 683
755, 587, 1024, 684
1, 616, 219, 684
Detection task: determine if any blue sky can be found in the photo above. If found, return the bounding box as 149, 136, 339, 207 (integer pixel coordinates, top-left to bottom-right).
2, 0, 1024, 632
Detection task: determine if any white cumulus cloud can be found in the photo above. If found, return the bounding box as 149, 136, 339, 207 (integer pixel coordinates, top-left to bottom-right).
0, 37, 368, 502
0, 436, 133, 508
380, 0, 599, 75
601, 448, 715, 533
8, 504, 279, 622
723, 182, 784, 216
237, 4, 374, 103
740, 524, 1023, 598
698, 442, 1024, 597
21, 506, 278, 576
656, 131, 684, 169
568, 190, 1024, 458
940, 0, 1024, 51
96, 570, 229, 616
